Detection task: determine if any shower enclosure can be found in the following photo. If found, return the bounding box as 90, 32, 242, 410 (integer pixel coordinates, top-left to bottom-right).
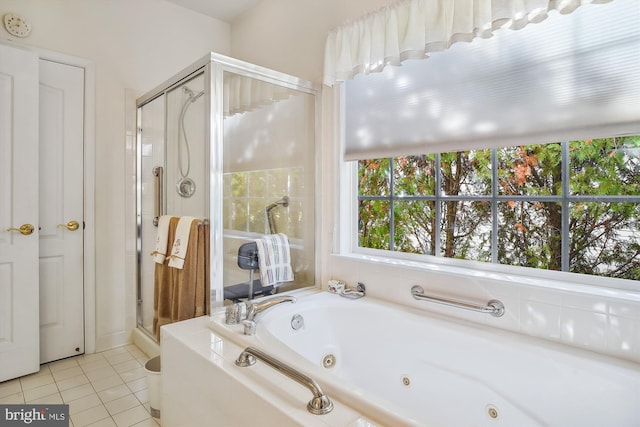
136, 53, 317, 339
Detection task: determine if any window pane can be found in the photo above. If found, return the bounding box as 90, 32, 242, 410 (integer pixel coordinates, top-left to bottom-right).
394, 200, 435, 255
359, 159, 391, 196
498, 201, 562, 270
394, 155, 436, 196
570, 202, 640, 280
498, 143, 562, 196
359, 200, 391, 250
570, 137, 640, 196
441, 150, 491, 196
440, 200, 492, 261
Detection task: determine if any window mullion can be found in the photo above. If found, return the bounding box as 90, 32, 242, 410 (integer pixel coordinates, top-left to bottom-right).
562, 141, 570, 272
491, 148, 499, 264
434, 153, 441, 256
389, 157, 395, 252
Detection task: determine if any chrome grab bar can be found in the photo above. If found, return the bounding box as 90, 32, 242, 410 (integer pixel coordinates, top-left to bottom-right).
152, 166, 163, 226
235, 346, 334, 415
411, 285, 505, 317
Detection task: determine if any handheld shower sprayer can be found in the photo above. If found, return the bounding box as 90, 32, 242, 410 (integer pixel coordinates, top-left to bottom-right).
176, 85, 205, 198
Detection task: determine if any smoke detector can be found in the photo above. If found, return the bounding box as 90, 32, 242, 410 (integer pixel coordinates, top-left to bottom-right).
3, 13, 32, 38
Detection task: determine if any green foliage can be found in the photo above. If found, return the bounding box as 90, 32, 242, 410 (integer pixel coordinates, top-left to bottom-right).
358, 138, 640, 281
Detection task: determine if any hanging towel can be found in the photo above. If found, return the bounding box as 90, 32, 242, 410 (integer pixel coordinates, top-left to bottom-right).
168, 216, 197, 269
151, 215, 173, 264
255, 233, 294, 287
153, 218, 210, 341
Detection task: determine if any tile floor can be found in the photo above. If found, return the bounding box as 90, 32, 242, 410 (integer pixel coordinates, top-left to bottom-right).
0, 345, 159, 427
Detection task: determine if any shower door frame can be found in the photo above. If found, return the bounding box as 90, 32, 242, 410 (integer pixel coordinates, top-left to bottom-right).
135, 53, 319, 341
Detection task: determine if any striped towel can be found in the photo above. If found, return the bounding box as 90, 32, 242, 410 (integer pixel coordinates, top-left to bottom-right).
255, 233, 294, 287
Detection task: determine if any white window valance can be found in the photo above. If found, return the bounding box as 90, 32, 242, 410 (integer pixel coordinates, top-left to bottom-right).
324, 0, 614, 86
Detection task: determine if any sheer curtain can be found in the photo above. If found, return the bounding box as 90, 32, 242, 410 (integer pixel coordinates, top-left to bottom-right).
324, 0, 614, 86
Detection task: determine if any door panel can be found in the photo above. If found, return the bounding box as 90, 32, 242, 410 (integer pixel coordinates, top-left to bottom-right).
0, 44, 40, 382
38, 59, 85, 363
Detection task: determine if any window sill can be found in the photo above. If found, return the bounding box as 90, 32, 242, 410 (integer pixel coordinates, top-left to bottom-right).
332, 249, 640, 302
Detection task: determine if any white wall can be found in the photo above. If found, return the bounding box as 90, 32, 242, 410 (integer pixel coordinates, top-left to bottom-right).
231, 0, 392, 83
0, 0, 230, 351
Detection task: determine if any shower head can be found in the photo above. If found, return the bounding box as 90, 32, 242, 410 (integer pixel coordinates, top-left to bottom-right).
182, 86, 205, 102
266, 196, 289, 234
266, 196, 290, 212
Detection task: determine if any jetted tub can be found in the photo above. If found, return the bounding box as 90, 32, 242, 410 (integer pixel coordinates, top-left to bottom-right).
208, 290, 640, 427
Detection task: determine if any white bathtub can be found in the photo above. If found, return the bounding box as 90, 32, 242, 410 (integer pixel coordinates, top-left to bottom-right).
232, 291, 640, 427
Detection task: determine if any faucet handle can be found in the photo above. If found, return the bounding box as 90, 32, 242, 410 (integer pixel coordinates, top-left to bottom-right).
340, 282, 366, 299
243, 319, 257, 336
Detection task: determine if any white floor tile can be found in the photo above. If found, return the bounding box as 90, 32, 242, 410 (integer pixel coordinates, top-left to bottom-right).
112, 405, 150, 427
23, 382, 59, 402
91, 375, 124, 393
62, 383, 96, 403
71, 405, 110, 427
77, 353, 107, 365
119, 368, 145, 384
113, 360, 141, 374
85, 366, 118, 383
131, 418, 159, 427
0, 379, 22, 398
105, 394, 141, 416
133, 388, 148, 404
20, 372, 55, 391
69, 393, 103, 415
86, 418, 117, 427
47, 358, 80, 373
0, 392, 25, 404
53, 366, 85, 382
106, 352, 134, 366
125, 378, 147, 393
98, 385, 131, 403
57, 374, 90, 392
80, 359, 111, 373
27, 392, 63, 404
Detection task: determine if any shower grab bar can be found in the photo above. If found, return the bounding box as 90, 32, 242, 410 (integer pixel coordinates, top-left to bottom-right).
411, 285, 505, 317
235, 346, 334, 415
152, 166, 163, 227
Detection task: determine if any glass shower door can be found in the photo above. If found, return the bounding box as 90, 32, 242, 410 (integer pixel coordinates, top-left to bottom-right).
137, 72, 208, 338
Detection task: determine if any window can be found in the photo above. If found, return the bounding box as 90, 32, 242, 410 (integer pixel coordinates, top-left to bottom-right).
358, 137, 640, 280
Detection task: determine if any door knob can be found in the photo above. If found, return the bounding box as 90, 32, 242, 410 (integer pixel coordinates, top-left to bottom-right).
57, 220, 80, 231
6, 224, 35, 235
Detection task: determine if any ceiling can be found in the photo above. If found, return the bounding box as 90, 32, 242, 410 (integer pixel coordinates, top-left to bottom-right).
164, 0, 259, 22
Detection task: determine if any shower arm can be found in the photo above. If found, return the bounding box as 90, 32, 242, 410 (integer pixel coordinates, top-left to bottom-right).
266, 196, 289, 234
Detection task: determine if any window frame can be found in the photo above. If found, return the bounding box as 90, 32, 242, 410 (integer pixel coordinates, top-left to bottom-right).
338, 140, 640, 293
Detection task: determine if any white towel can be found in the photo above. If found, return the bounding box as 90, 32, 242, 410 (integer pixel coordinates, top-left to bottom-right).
255, 233, 294, 287
151, 215, 173, 264
168, 216, 197, 269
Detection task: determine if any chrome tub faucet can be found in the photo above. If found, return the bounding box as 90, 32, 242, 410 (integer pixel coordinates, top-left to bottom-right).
242, 295, 296, 335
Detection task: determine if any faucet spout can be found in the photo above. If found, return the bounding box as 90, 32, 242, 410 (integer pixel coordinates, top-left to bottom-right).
246, 295, 296, 322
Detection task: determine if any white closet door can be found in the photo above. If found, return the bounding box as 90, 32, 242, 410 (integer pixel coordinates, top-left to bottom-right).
39, 59, 85, 363
0, 44, 40, 382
